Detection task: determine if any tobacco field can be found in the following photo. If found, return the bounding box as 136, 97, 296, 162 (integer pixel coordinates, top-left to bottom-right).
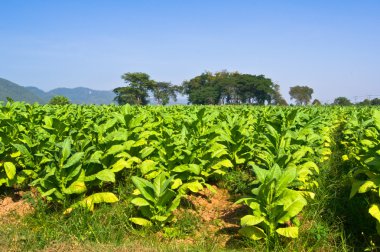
1, 102, 380, 251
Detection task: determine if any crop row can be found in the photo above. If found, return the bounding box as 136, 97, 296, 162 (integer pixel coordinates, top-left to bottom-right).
1, 102, 379, 242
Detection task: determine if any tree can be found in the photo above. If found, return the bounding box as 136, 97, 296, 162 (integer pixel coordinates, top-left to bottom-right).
113, 72, 154, 105
357, 98, 380, 106
152, 82, 179, 105
182, 71, 276, 105
49, 95, 71, 105
182, 72, 220, 105
371, 98, 380, 105
272, 84, 288, 105
333, 97, 352, 106
312, 99, 321, 105
358, 99, 371, 106
289, 86, 313, 105
113, 72, 179, 105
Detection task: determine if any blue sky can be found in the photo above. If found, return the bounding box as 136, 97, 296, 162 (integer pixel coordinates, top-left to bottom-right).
1, 0, 379, 103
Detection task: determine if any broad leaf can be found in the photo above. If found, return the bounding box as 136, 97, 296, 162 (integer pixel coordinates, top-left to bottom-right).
129, 217, 152, 226
95, 169, 115, 182
276, 227, 299, 238
239, 226, 267, 240
4, 162, 16, 180
240, 215, 264, 226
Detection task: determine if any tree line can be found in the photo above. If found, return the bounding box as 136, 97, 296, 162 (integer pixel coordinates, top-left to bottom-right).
111, 71, 378, 106
113, 71, 290, 105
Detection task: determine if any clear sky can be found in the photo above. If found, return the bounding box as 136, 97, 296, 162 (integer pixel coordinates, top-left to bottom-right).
1, 0, 379, 103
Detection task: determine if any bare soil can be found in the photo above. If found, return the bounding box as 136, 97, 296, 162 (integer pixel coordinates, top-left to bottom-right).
181, 185, 249, 247
0, 192, 34, 222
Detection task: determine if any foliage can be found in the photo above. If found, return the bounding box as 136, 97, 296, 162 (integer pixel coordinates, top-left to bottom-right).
236, 164, 307, 240
272, 84, 288, 105
333, 97, 352, 106
289, 85, 314, 105
48, 95, 71, 105
358, 98, 380, 106
130, 174, 182, 227
341, 109, 380, 236
113, 72, 179, 105
2, 101, 380, 249
312, 99, 321, 105
182, 71, 277, 105
152, 82, 179, 105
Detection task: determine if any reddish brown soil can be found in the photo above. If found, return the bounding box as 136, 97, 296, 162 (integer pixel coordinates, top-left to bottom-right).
0, 192, 33, 221
179, 185, 249, 247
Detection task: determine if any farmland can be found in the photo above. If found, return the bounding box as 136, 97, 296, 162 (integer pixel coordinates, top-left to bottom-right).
1, 102, 380, 251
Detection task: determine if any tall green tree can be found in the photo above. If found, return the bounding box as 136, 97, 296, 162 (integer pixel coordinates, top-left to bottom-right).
113, 72, 179, 105
182, 71, 276, 105
113, 72, 154, 105
333, 97, 352, 106
289, 86, 314, 105
49, 95, 71, 105
312, 99, 322, 105
152, 82, 179, 105
371, 98, 380, 105
272, 84, 288, 105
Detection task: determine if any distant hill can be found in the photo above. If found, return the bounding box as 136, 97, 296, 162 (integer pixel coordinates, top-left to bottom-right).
25, 86, 115, 104
0, 78, 44, 103
1, 77, 186, 105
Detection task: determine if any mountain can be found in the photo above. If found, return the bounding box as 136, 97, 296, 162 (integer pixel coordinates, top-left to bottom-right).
0, 78, 44, 103
1, 77, 185, 105
25, 86, 115, 104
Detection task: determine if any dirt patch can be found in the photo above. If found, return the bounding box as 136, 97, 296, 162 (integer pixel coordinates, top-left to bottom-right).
0, 192, 34, 221
182, 185, 249, 247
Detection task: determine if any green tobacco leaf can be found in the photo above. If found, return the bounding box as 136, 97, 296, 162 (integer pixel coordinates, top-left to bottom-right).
12, 144, 33, 159
89, 192, 119, 203
111, 157, 141, 172
105, 145, 125, 156
111, 159, 129, 173
41, 188, 57, 197
373, 110, 380, 130
299, 161, 319, 174
88, 151, 103, 164
277, 189, 307, 223
63, 152, 84, 168
95, 169, 115, 182
152, 215, 169, 222
186, 181, 203, 193
131, 176, 156, 203
172, 164, 200, 175
4, 162, 16, 180
276, 227, 299, 238
276, 167, 297, 197
350, 180, 365, 199
140, 147, 155, 158
61, 138, 71, 164
358, 180, 378, 194
64, 181, 87, 194
153, 173, 173, 198
239, 226, 266, 240
168, 195, 182, 212
240, 215, 264, 227
139, 160, 157, 175
70, 192, 119, 212
369, 204, 380, 222
291, 146, 313, 163
171, 178, 182, 189
131, 197, 150, 206
211, 159, 233, 170
252, 165, 269, 183
129, 217, 152, 226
